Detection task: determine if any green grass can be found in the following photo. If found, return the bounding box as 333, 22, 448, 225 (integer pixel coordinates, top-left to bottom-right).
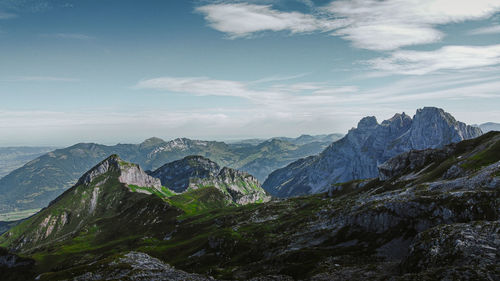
166, 186, 234, 216
128, 185, 176, 199
461, 140, 500, 171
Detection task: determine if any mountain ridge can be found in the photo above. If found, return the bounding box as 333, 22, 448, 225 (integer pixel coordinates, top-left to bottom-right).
0, 134, 335, 213
263, 107, 483, 197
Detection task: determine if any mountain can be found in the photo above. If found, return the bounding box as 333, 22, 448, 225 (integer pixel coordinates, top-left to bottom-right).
478, 122, 500, 133
151, 155, 270, 204
275, 133, 344, 145
0, 136, 329, 213
263, 107, 483, 197
229, 133, 343, 146
1, 131, 499, 280
0, 147, 55, 178
0, 154, 268, 254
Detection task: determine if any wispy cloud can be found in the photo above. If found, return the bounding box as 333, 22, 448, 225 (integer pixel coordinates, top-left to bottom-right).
1, 76, 80, 82
196, 1, 500, 50
39, 33, 95, 40
195, 3, 345, 38
0, 11, 16, 19
325, 0, 500, 51
367, 44, 500, 75
468, 24, 500, 35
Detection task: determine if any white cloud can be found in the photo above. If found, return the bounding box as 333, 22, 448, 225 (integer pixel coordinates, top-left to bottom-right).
136, 76, 286, 104
195, 3, 344, 38
39, 33, 95, 40
326, 0, 500, 50
468, 24, 500, 35
367, 44, 500, 75
196, 1, 500, 50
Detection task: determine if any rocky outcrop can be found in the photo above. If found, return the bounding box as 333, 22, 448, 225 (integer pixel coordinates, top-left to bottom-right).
77, 154, 161, 189
190, 167, 271, 205
264, 107, 483, 197
402, 221, 500, 280
149, 155, 270, 205
150, 155, 220, 192
66, 252, 215, 281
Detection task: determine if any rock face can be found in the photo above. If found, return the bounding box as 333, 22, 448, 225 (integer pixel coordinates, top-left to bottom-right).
189, 166, 270, 205
150, 155, 220, 193
151, 155, 270, 205
402, 221, 500, 276
263, 107, 483, 197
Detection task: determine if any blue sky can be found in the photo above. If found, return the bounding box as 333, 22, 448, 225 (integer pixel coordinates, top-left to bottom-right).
0, 0, 499, 146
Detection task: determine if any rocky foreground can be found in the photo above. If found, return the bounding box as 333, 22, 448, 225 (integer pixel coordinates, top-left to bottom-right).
0, 132, 499, 280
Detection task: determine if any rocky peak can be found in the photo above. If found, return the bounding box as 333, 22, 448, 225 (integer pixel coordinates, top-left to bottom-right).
150, 155, 220, 193
140, 137, 166, 148
409, 106, 482, 150
264, 107, 483, 197
76, 154, 161, 189
218, 166, 258, 184
76, 154, 121, 186
357, 116, 378, 129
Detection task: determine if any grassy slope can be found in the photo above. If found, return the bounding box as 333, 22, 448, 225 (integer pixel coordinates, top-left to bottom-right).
2, 132, 499, 280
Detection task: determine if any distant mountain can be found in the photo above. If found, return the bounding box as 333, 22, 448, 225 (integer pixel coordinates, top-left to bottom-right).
0, 154, 267, 253
263, 107, 483, 197
274, 133, 344, 145
0, 136, 311, 213
0, 147, 55, 178
150, 155, 270, 204
478, 122, 500, 133
2, 131, 499, 280
230, 133, 343, 146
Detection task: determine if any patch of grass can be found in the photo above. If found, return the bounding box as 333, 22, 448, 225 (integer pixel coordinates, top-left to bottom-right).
128, 185, 175, 199
461, 140, 500, 171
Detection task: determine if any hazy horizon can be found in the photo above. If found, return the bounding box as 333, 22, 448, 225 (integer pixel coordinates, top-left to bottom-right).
1, 0, 500, 146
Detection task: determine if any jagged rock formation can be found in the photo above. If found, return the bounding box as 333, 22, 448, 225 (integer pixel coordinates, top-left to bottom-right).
0, 132, 499, 280
264, 107, 483, 197
151, 155, 270, 205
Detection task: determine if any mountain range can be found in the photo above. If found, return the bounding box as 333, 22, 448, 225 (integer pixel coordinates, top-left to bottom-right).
0, 147, 55, 178
0, 134, 337, 213
1, 130, 498, 280
476, 122, 500, 133
263, 107, 483, 197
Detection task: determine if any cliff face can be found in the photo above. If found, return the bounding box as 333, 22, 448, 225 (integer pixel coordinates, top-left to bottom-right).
263, 107, 483, 197
150, 155, 220, 193
189, 167, 270, 205
151, 156, 270, 205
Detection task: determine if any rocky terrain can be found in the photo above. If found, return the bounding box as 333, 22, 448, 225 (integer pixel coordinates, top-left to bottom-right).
0, 131, 498, 280
151, 155, 270, 205
0, 135, 335, 213
264, 107, 483, 197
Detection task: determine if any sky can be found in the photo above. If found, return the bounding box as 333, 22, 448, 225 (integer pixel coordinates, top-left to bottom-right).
0, 0, 499, 146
